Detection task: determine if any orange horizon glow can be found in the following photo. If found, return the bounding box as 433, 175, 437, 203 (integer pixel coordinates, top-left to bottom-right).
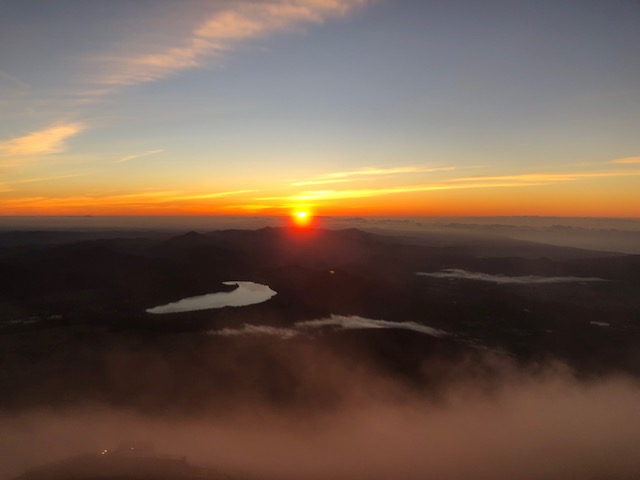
0, 196, 639, 218
3, 165, 640, 218
1, 205, 638, 218
1, 180, 640, 218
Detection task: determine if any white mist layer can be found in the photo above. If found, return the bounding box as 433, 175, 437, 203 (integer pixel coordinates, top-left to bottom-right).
210, 324, 299, 339
297, 315, 449, 337
417, 269, 608, 284
146, 281, 276, 314
206, 315, 448, 338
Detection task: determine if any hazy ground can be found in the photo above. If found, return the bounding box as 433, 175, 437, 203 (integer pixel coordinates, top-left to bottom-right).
1, 215, 639, 254
1, 217, 639, 479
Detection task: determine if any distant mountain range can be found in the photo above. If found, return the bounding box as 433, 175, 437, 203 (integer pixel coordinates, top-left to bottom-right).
0, 226, 639, 415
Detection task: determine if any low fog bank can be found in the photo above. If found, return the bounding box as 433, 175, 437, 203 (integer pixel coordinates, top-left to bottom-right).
417, 269, 608, 284
297, 315, 449, 337
334, 217, 640, 255
210, 315, 449, 339
2, 352, 640, 480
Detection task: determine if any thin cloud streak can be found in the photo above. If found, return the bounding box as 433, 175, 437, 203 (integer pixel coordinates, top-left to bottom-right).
0, 191, 181, 209
219, 204, 278, 212
289, 178, 354, 187
167, 189, 256, 201
452, 169, 640, 183
260, 166, 640, 204
117, 149, 164, 163
256, 167, 640, 202
98, 0, 367, 88
259, 181, 542, 202
0, 123, 84, 158
0, 189, 259, 210
611, 156, 640, 165
290, 166, 455, 186
12, 174, 87, 184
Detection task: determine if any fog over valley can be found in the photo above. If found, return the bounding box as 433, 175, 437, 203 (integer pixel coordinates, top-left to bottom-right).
2, 352, 640, 480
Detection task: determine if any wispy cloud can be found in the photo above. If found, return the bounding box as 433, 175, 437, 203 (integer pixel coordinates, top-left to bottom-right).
99, 0, 367, 88
259, 166, 640, 204
117, 148, 164, 163
166, 189, 256, 201
219, 203, 278, 212
290, 166, 455, 187
0, 190, 181, 209
0, 123, 84, 157
452, 170, 640, 184
0, 189, 259, 212
8, 173, 87, 185
611, 156, 640, 165
259, 181, 539, 202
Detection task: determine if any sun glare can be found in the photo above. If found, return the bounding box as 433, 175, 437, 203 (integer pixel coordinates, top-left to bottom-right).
292, 210, 313, 227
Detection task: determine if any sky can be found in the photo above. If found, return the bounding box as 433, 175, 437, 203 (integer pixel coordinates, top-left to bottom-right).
0, 0, 639, 217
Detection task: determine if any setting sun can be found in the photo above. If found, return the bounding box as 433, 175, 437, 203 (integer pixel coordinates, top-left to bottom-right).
292, 210, 313, 227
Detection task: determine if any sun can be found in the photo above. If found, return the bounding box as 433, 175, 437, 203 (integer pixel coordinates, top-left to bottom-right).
291, 209, 313, 227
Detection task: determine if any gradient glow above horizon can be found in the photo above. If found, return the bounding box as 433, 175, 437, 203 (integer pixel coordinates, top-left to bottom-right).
1, 0, 639, 217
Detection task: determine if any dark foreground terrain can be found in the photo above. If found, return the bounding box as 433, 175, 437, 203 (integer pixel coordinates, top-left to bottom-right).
1, 226, 640, 479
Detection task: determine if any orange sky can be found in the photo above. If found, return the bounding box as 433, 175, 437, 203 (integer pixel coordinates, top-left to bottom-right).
2, 176, 639, 218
